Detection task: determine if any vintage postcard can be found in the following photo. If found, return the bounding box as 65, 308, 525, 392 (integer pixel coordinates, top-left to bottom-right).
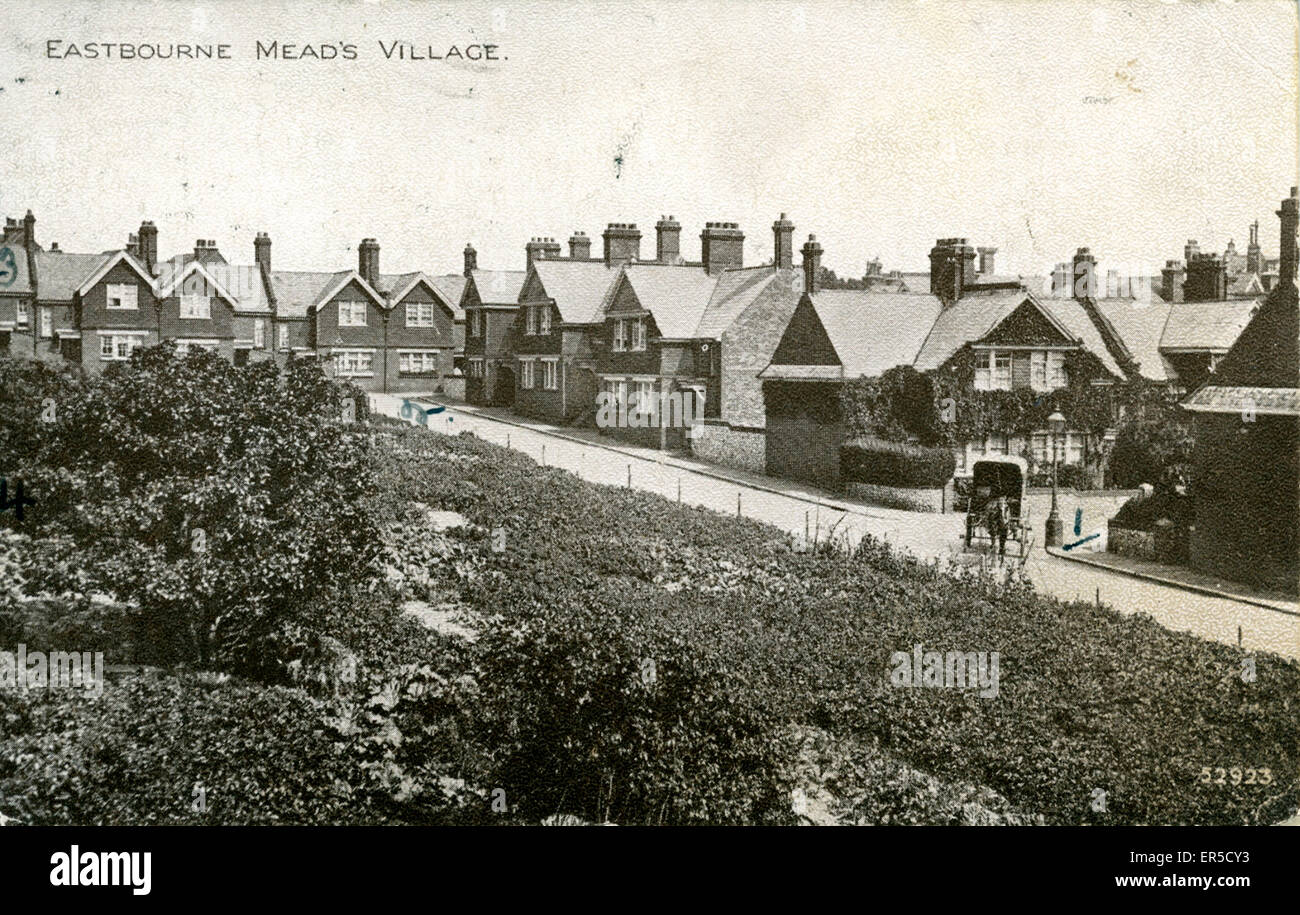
0, 0, 1297, 891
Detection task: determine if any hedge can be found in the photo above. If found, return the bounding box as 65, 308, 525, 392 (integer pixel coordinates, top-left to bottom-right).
840, 436, 956, 489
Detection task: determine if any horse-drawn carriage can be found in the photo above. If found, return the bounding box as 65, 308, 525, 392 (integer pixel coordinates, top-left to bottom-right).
963, 456, 1032, 559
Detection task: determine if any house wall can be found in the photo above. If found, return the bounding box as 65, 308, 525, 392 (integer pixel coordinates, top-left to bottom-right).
1188, 412, 1299, 591
719, 278, 800, 428
690, 418, 765, 474
81, 261, 159, 374
764, 380, 844, 486
158, 271, 235, 341
313, 278, 386, 350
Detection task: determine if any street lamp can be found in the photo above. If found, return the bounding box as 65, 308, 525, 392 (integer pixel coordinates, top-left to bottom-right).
1045, 411, 1066, 547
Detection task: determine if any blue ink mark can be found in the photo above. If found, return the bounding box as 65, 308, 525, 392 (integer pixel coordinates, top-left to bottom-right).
0, 247, 17, 288
400, 399, 447, 426
1074, 508, 1082, 535
1062, 533, 1099, 551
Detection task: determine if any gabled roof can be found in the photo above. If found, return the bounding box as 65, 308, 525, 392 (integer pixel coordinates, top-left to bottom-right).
155, 258, 241, 305
1185, 282, 1298, 400
530, 260, 622, 324
913, 289, 1047, 372
75, 249, 155, 297
1160, 300, 1260, 352
695, 266, 791, 339
813, 290, 943, 377
33, 250, 109, 302
269, 270, 351, 318
471, 269, 527, 307
615, 263, 717, 337
380, 272, 457, 319
1039, 297, 1125, 377
312, 271, 386, 311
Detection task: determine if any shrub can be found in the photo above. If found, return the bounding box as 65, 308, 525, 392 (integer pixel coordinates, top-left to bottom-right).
1112, 488, 1192, 532
841, 436, 956, 489
1109, 416, 1194, 489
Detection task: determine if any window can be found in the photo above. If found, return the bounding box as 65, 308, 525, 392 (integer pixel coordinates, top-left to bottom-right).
993, 352, 1012, 390
1064, 432, 1084, 466
334, 350, 374, 377
253, 319, 265, 349
634, 380, 654, 416
106, 284, 138, 310
15, 301, 29, 326
179, 294, 211, 320
277, 324, 289, 350
466, 309, 478, 337
525, 306, 540, 335
973, 349, 1014, 391
632, 318, 646, 351
1048, 351, 1067, 388
469, 357, 485, 378
406, 302, 436, 327
613, 317, 645, 352
986, 433, 1008, 455
337, 301, 367, 327
176, 339, 219, 356
399, 351, 439, 375
542, 358, 558, 391
613, 319, 628, 352
539, 306, 551, 335
974, 351, 991, 391
1031, 351, 1048, 390
519, 358, 535, 389
99, 333, 143, 361
1030, 433, 1049, 464
474, 310, 485, 337
39, 309, 52, 338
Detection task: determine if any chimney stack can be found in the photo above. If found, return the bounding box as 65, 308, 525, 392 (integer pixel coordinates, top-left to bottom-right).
463, 243, 477, 277
1161, 260, 1185, 302
138, 220, 158, 274
1184, 239, 1200, 264
1072, 247, 1097, 301
358, 238, 380, 288
700, 221, 744, 274
1278, 186, 1298, 287
254, 232, 271, 273
928, 238, 975, 304
801, 234, 823, 295
1184, 252, 1228, 302
772, 213, 795, 270
22, 209, 36, 250
526, 237, 561, 269
977, 246, 997, 275
126, 232, 140, 259
1246, 220, 1262, 275
1050, 262, 1072, 296
568, 231, 591, 261
655, 216, 681, 264
602, 222, 642, 266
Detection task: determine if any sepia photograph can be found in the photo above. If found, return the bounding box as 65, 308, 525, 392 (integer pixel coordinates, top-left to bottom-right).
0, 0, 1297, 896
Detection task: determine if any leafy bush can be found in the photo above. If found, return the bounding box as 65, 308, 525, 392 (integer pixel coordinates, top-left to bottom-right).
1112, 489, 1192, 532
1109, 416, 1195, 489
841, 436, 956, 488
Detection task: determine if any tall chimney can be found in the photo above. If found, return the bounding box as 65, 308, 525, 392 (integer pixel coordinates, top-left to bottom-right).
358, 238, 380, 288
22, 209, 36, 250
1246, 220, 1261, 275
655, 216, 681, 264
1278, 186, 1298, 287
1072, 247, 1097, 301
801, 234, 823, 295
568, 231, 591, 260
928, 238, 973, 304
254, 232, 271, 273
602, 222, 642, 266
1184, 252, 1228, 302
138, 220, 158, 274
463, 243, 477, 277
126, 232, 140, 259
1161, 259, 1185, 302
772, 213, 795, 270
700, 221, 744, 274
977, 246, 997, 275
1184, 239, 1200, 264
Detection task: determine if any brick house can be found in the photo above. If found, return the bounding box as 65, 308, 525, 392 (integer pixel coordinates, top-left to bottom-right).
0, 213, 38, 360
1181, 187, 1299, 591
461, 240, 527, 407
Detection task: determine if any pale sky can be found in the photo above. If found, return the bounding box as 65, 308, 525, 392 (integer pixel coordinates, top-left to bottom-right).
2, 0, 1296, 280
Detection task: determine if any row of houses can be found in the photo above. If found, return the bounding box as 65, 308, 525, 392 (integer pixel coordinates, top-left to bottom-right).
458, 208, 1280, 487
0, 214, 468, 393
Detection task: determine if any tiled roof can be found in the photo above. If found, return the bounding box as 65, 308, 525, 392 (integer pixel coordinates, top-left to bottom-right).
530, 260, 622, 324
1092, 298, 1175, 381
155, 259, 271, 314
0, 241, 34, 295
811, 289, 943, 377
1039, 298, 1125, 377
1182, 384, 1300, 416
471, 269, 526, 307
1188, 283, 1298, 394
430, 274, 467, 320
618, 263, 718, 338
912, 289, 1029, 372
33, 251, 108, 301
897, 272, 931, 294
1160, 300, 1260, 352
694, 266, 792, 339
269, 270, 350, 318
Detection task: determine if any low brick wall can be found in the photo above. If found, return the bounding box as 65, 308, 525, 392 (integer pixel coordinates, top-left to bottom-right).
1107, 524, 1156, 561
690, 419, 765, 475
845, 480, 946, 513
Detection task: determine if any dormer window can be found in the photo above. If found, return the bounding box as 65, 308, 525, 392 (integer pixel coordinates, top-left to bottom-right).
613, 317, 646, 352
180, 294, 211, 320
539, 306, 551, 335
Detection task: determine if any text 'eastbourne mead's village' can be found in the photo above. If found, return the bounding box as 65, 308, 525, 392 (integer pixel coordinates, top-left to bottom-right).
44, 40, 504, 62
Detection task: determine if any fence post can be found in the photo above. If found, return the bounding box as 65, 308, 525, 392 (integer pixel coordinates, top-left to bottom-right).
627, 465, 631, 488
677, 477, 681, 503
737, 492, 741, 517
541, 444, 546, 467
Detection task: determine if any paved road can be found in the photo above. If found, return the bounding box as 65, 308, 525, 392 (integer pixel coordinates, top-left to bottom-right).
372, 394, 1300, 660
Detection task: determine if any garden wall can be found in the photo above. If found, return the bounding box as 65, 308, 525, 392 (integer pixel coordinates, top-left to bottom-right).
690, 419, 765, 474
